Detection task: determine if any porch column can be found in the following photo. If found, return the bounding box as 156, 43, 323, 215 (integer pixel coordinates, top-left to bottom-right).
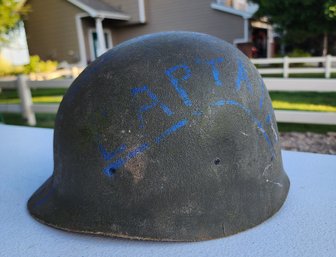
267, 25, 274, 58
95, 17, 106, 56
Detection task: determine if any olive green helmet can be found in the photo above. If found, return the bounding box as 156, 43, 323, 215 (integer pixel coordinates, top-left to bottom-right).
28, 31, 289, 241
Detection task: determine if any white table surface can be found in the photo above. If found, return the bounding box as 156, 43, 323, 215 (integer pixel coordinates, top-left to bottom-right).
0, 124, 335, 257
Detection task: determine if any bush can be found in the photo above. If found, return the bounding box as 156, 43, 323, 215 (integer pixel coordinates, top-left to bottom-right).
0, 55, 58, 76
287, 49, 312, 67
0, 55, 24, 76
288, 49, 311, 58
24, 55, 58, 74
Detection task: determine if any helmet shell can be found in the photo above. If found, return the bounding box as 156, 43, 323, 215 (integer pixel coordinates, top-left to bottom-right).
28, 31, 289, 241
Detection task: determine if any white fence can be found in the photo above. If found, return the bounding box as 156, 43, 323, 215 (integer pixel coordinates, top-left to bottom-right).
0, 65, 336, 126
251, 55, 336, 78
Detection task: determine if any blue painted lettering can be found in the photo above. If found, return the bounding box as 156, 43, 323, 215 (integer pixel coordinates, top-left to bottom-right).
131, 85, 173, 129
103, 143, 150, 176
99, 143, 126, 161
236, 59, 253, 93
206, 57, 224, 86
165, 64, 192, 106
155, 119, 188, 143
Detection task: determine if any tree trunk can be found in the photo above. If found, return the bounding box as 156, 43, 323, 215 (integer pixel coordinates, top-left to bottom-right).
322, 32, 328, 56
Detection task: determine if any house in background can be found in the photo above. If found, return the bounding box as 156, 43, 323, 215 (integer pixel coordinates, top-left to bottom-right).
24, 0, 270, 66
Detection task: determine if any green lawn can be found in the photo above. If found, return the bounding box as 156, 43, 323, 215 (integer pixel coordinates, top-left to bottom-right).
0, 88, 335, 133
262, 73, 336, 78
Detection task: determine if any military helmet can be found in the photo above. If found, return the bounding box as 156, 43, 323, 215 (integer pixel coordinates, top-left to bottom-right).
28, 31, 290, 241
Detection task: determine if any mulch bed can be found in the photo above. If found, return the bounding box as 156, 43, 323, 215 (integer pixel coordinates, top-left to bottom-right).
280, 132, 336, 155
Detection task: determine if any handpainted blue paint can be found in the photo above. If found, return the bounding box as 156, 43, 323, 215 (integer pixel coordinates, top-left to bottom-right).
210, 99, 275, 157
256, 122, 274, 155
103, 158, 125, 176
195, 58, 202, 64
266, 113, 272, 124
265, 112, 279, 143
131, 85, 173, 129
99, 143, 126, 161
103, 143, 150, 176
127, 143, 150, 159
211, 100, 226, 106
155, 119, 188, 144
165, 65, 192, 106
236, 59, 253, 94
259, 79, 265, 109
102, 119, 189, 175
206, 57, 224, 86
225, 100, 253, 117
192, 111, 203, 116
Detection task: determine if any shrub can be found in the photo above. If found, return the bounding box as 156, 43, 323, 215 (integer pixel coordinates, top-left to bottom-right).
0, 55, 24, 76
0, 55, 58, 76
24, 55, 58, 74
287, 49, 312, 67
288, 49, 311, 58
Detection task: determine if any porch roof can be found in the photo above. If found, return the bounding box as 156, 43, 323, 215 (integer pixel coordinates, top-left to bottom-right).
67, 0, 130, 20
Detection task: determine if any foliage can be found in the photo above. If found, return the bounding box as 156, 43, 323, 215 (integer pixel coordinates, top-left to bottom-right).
0, 0, 30, 44
325, 0, 336, 19
0, 54, 24, 75
0, 55, 58, 76
249, 0, 336, 54
23, 55, 58, 74
287, 49, 311, 58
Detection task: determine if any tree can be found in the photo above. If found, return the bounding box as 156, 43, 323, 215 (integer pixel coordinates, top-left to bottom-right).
250, 0, 336, 55
0, 0, 29, 44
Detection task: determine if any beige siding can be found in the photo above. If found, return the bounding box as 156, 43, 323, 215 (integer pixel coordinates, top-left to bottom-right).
111, 0, 244, 45
104, 0, 140, 23
24, 0, 82, 63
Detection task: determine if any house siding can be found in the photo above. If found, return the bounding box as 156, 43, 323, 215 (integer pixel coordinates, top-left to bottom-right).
111, 0, 244, 45
103, 0, 140, 23
24, 0, 82, 63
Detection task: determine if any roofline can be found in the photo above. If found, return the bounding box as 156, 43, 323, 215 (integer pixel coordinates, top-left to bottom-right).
211, 3, 253, 19
67, 0, 130, 20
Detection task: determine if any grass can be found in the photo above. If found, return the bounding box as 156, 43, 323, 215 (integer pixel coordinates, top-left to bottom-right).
0, 88, 335, 133
277, 123, 336, 133
1, 113, 56, 128
262, 73, 336, 78
269, 92, 336, 112
0, 88, 66, 104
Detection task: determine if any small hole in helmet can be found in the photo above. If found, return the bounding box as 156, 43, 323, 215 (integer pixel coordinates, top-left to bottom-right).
109, 168, 117, 175
214, 158, 220, 165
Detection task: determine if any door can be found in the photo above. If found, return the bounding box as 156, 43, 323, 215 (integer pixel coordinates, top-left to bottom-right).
89, 29, 112, 61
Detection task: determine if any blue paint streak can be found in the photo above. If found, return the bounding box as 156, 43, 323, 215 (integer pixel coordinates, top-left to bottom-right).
259, 79, 265, 109
225, 100, 253, 116
103, 143, 150, 176
127, 143, 150, 159
265, 112, 279, 143
99, 143, 126, 161
165, 65, 192, 106
210, 99, 275, 156
211, 100, 226, 106
265, 113, 272, 124
192, 111, 203, 116
195, 58, 202, 64
236, 59, 253, 94
206, 57, 224, 86
131, 85, 173, 129
155, 119, 188, 144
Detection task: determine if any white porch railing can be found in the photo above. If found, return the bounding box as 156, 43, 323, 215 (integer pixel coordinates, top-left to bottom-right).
251, 55, 336, 78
